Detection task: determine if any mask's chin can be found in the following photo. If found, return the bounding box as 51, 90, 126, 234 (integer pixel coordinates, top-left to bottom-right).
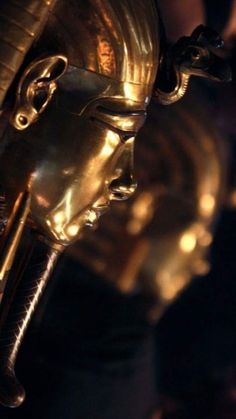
84, 208, 99, 229
55, 205, 109, 244
85, 204, 110, 228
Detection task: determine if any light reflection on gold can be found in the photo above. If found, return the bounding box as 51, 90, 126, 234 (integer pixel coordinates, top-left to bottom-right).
66, 224, 80, 237
46, 188, 74, 241
97, 35, 115, 76
86, 209, 97, 226
198, 231, 213, 247
42, 128, 121, 243
53, 211, 65, 224
35, 194, 50, 208
126, 220, 140, 235
100, 130, 120, 158
127, 192, 154, 235
62, 167, 75, 176
228, 189, 236, 207
111, 115, 141, 131
192, 259, 210, 275
123, 81, 142, 102
199, 193, 216, 217
157, 270, 188, 301
179, 231, 197, 253
118, 239, 149, 293
54, 224, 62, 234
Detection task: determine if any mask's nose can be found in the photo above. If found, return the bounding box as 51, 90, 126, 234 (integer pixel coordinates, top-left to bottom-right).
109, 137, 137, 201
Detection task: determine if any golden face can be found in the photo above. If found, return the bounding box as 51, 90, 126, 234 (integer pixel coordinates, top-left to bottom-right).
30, 97, 145, 244
0, 0, 158, 282
0, 1, 160, 409
2, 68, 152, 245
0, 0, 160, 246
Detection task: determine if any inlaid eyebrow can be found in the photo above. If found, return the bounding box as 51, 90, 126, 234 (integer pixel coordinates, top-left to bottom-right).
96, 105, 145, 117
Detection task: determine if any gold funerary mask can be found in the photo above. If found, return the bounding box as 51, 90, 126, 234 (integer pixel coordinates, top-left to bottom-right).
0, 0, 159, 408
1, 0, 160, 245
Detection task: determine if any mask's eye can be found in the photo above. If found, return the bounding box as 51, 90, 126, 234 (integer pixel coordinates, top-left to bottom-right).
89, 116, 135, 143
96, 105, 144, 117
88, 104, 146, 140
122, 133, 135, 142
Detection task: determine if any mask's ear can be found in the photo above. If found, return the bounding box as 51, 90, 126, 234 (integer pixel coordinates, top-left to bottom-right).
10, 55, 68, 131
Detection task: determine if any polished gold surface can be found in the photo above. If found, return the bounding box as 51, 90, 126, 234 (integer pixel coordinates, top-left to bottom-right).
0, 0, 159, 245
11, 55, 68, 130
0, 191, 31, 282
0, 0, 57, 108
0, 237, 60, 408
49, 0, 159, 84
156, 25, 231, 104
0, 0, 161, 407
